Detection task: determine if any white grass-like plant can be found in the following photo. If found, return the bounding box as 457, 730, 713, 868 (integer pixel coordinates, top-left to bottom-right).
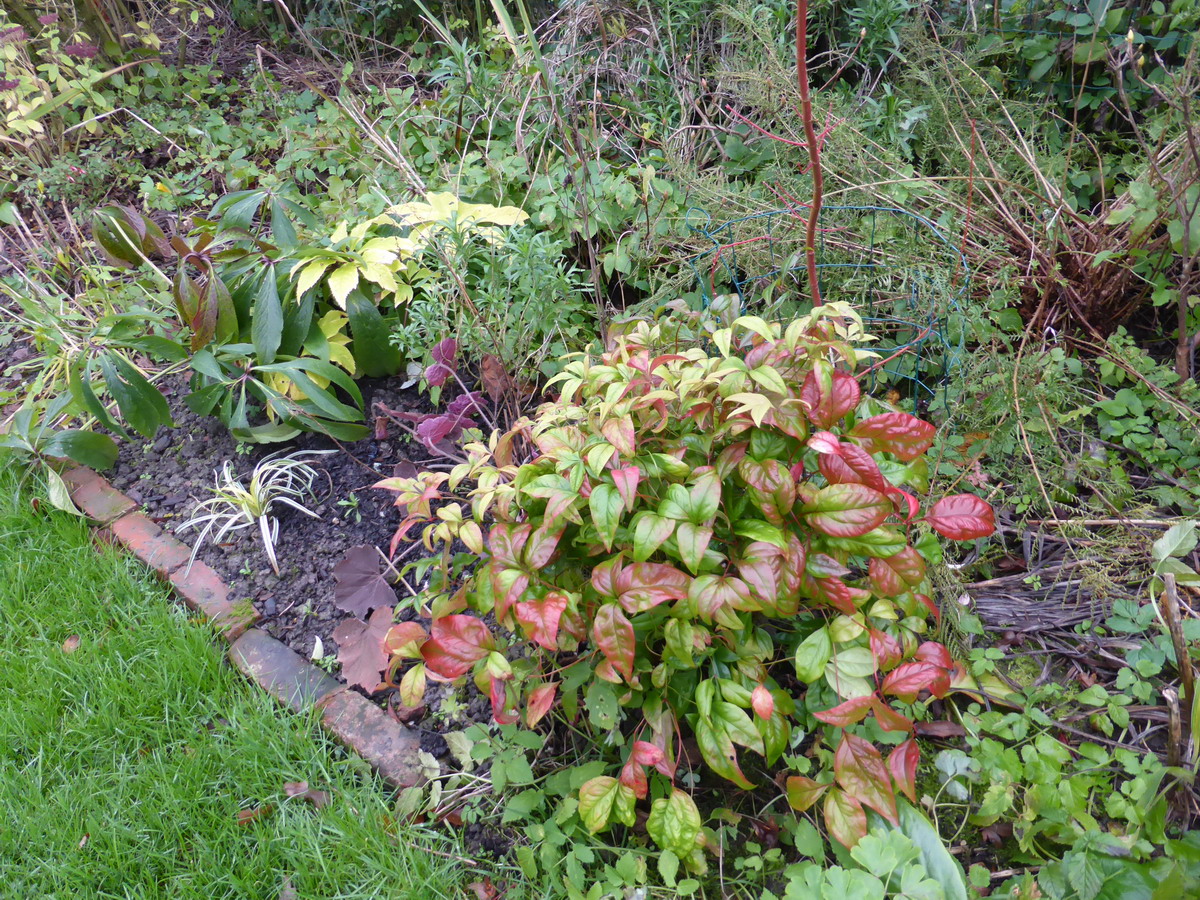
178, 450, 333, 575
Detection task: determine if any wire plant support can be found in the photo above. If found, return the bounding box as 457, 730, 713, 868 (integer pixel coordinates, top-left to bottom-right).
686, 203, 970, 409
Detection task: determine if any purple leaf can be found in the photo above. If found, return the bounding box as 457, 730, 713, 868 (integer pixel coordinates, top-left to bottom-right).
447, 391, 485, 417
332, 545, 396, 616
424, 338, 458, 387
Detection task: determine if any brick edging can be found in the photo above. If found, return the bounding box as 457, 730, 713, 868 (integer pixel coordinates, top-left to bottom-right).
62, 466, 425, 789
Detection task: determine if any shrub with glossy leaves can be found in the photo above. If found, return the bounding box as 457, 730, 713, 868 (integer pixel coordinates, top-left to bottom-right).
376, 305, 994, 862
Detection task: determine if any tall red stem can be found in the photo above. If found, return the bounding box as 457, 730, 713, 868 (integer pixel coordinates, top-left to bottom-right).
796, 0, 823, 305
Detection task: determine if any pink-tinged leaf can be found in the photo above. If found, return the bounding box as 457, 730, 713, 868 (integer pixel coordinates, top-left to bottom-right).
804, 574, 857, 616
490, 675, 519, 724
834, 732, 898, 825
807, 431, 842, 455
801, 369, 861, 430
616, 562, 692, 613
446, 391, 486, 417
422, 615, 493, 679
332, 545, 397, 617
601, 415, 636, 457
817, 442, 889, 492
738, 542, 782, 607
491, 566, 529, 625
591, 555, 624, 599
849, 413, 936, 461
384, 621, 428, 659
612, 466, 641, 513
593, 603, 635, 681
800, 483, 892, 538
631, 513, 676, 562
332, 606, 394, 692
619, 741, 664, 800
524, 523, 565, 569
676, 522, 713, 574
888, 488, 920, 521
925, 493, 996, 540
488, 523, 532, 568
632, 740, 666, 768
823, 788, 868, 849
425, 337, 457, 385
868, 629, 903, 670
514, 591, 570, 651
888, 739, 920, 802
868, 547, 926, 598
914, 592, 940, 622
915, 641, 954, 670
813, 695, 874, 727
690, 574, 754, 627
785, 775, 829, 812
619, 757, 649, 799
740, 457, 796, 526
881, 662, 950, 703
525, 682, 557, 729
871, 698, 914, 733
751, 685, 775, 720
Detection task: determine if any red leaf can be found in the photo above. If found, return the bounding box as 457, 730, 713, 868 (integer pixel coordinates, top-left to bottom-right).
914, 592, 940, 622
612, 466, 641, 512
869, 628, 903, 669
806, 430, 842, 455
888, 488, 920, 521
619, 741, 664, 800
915, 641, 954, 670
803, 574, 856, 616
751, 685, 775, 720
283, 781, 332, 809
490, 675, 519, 724
925, 493, 996, 540
525, 682, 558, 728
871, 698, 914, 733
834, 733, 898, 825
514, 591, 570, 651
524, 523, 565, 569
738, 542, 782, 605
817, 442, 889, 492
631, 740, 665, 768
869, 547, 926, 597
332, 606, 394, 692
422, 615, 492, 680
383, 621, 428, 658
888, 739, 920, 802
881, 661, 949, 703
616, 562, 691, 613
801, 483, 892, 538
849, 413, 936, 461
800, 368, 861, 429
619, 757, 649, 799
823, 788, 867, 849
813, 695, 874, 727
593, 603, 635, 681
488, 523, 532, 568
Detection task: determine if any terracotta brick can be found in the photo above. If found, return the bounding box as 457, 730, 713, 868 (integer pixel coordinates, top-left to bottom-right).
63, 468, 135, 524
317, 690, 425, 787
228, 629, 343, 712
109, 512, 191, 577
168, 561, 258, 641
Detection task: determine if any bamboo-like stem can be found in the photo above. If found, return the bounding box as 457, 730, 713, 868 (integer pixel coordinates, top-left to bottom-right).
795, 0, 822, 306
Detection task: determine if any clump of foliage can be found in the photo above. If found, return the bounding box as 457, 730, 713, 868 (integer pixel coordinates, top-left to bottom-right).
376, 306, 995, 867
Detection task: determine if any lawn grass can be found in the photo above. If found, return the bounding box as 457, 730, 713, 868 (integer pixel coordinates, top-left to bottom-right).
0, 470, 474, 899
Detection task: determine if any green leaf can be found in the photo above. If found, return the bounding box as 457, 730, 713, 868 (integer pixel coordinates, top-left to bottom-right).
865, 803, 969, 900
694, 718, 754, 789
589, 484, 623, 551
42, 430, 119, 471
577, 776, 635, 834
251, 266, 283, 365
733, 519, 787, 548
345, 289, 403, 377
1153, 522, 1197, 563
714, 701, 765, 754
45, 468, 83, 515
632, 512, 675, 561
794, 627, 833, 683
676, 522, 713, 574
646, 789, 702, 857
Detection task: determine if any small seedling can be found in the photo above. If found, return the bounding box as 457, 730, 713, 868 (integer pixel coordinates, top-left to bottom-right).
178, 450, 332, 575
336, 494, 362, 523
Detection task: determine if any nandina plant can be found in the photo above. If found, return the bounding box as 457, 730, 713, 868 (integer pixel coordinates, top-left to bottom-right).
375, 305, 995, 863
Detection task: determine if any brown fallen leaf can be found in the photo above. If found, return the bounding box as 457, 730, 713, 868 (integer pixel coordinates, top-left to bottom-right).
913, 720, 967, 738
283, 781, 331, 809
236, 804, 274, 826
77, 834, 89, 849
278, 875, 297, 900
480, 353, 512, 403
332, 605, 394, 692
62, 635, 81, 653
467, 878, 501, 900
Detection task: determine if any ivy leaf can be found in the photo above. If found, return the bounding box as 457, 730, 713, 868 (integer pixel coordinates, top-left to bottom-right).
801, 483, 892, 538
593, 603, 635, 681
786, 775, 829, 812
578, 776, 636, 834
835, 733, 898, 825
333, 545, 397, 617
849, 413, 936, 461
646, 789, 702, 857
925, 494, 996, 540
823, 788, 868, 849
514, 591, 569, 651
332, 606, 394, 692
